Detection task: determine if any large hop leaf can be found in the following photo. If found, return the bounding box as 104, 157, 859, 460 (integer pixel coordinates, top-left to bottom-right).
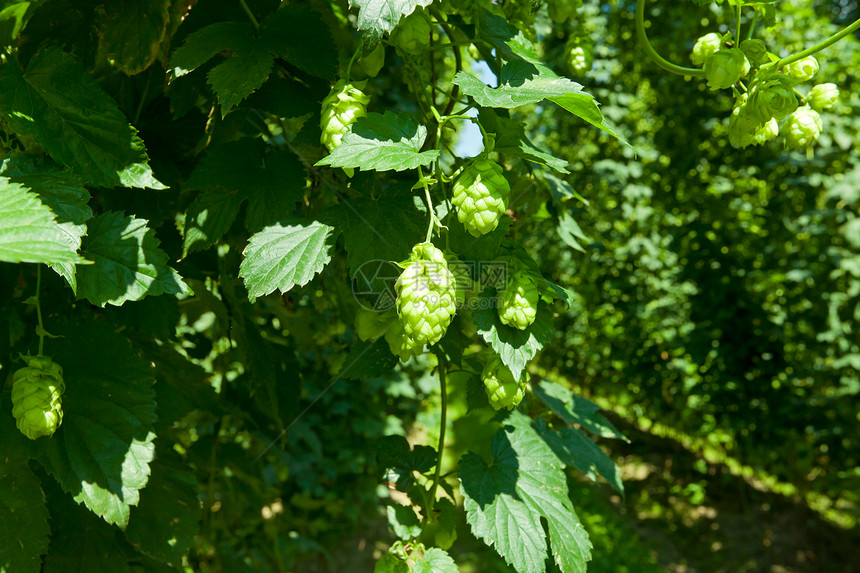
451, 158, 510, 237
319, 80, 371, 152
11, 355, 65, 440
394, 242, 457, 350
498, 269, 540, 331
482, 355, 528, 410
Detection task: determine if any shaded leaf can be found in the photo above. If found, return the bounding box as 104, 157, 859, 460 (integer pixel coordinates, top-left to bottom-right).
473, 303, 553, 380
0, 460, 49, 573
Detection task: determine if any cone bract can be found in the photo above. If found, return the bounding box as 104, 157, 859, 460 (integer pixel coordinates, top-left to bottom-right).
784, 56, 819, 82
394, 243, 457, 349
703, 48, 750, 90
747, 76, 798, 123
498, 270, 539, 330
392, 11, 430, 55
807, 83, 839, 112
451, 158, 510, 237
691, 33, 722, 67
784, 105, 822, 150
11, 355, 65, 440
319, 80, 370, 152
482, 356, 527, 410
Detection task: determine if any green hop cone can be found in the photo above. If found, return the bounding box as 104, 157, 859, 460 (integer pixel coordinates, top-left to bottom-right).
391, 10, 431, 55
807, 83, 839, 112
11, 355, 65, 440
482, 356, 528, 410
747, 75, 799, 123
691, 32, 723, 67
784, 105, 823, 150
451, 158, 511, 237
784, 56, 819, 82
385, 320, 422, 362
548, 0, 582, 23
498, 270, 539, 330
727, 96, 759, 149
395, 242, 457, 349
319, 80, 370, 152
703, 48, 750, 90
359, 43, 385, 78
752, 118, 779, 146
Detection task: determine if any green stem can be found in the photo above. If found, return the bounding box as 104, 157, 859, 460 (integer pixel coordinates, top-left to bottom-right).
746, 11, 759, 41
735, 3, 742, 46
635, 0, 705, 77
238, 0, 260, 31
768, 17, 860, 71
345, 48, 360, 82
35, 265, 45, 356
428, 361, 448, 513
418, 166, 436, 243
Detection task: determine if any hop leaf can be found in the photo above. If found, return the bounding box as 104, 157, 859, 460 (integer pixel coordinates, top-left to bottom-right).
11, 355, 65, 440
391, 10, 431, 55
451, 158, 511, 237
691, 32, 723, 67
498, 270, 540, 330
319, 80, 371, 152
784, 56, 819, 82
806, 83, 839, 112
482, 355, 528, 410
703, 48, 750, 90
394, 242, 457, 351
784, 105, 823, 150
355, 307, 395, 341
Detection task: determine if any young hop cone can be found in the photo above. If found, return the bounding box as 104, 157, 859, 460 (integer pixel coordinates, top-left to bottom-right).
703, 48, 750, 90
747, 75, 799, 123
394, 242, 457, 350
691, 32, 723, 67
391, 10, 431, 55
482, 356, 528, 410
548, 0, 583, 23
385, 320, 423, 362
807, 83, 839, 112
498, 269, 540, 330
564, 36, 595, 77
319, 79, 370, 152
451, 158, 511, 237
11, 355, 65, 440
784, 105, 823, 150
784, 56, 819, 82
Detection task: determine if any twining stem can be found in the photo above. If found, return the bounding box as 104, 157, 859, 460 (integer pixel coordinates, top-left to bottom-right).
417, 165, 438, 242
35, 265, 45, 356
735, 3, 742, 47
635, 0, 705, 77
767, 16, 860, 71
428, 360, 448, 514
238, 0, 260, 31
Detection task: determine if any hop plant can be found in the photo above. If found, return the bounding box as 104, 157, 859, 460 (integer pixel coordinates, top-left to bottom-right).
807, 83, 839, 112
451, 158, 511, 237
784, 56, 819, 82
391, 10, 431, 55
11, 355, 65, 440
482, 356, 528, 410
547, 0, 582, 23
394, 242, 457, 350
747, 75, 799, 123
703, 48, 750, 90
498, 270, 540, 330
564, 36, 594, 76
784, 105, 823, 150
691, 32, 723, 66
728, 96, 780, 149
319, 80, 370, 152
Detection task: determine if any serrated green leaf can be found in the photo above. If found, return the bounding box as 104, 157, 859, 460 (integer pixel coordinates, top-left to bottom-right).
349, 0, 434, 34
0, 460, 49, 573
259, 5, 337, 79
98, 0, 169, 75
315, 112, 439, 172
1, 158, 92, 291
473, 304, 553, 380
532, 380, 627, 440
0, 47, 165, 189
40, 320, 157, 528
206, 42, 273, 115
41, 486, 132, 573
413, 548, 458, 573
168, 21, 254, 79
0, 177, 85, 264
479, 108, 569, 173
540, 279, 576, 309
76, 211, 190, 307
125, 449, 200, 566
454, 62, 628, 144
240, 221, 334, 302
539, 424, 625, 494
557, 211, 588, 253
339, 339, 399, 380
387, 504, 422, 540
375, 435, 436, 492
474, 7, 542, 64
374, 552, 410, 573
459, 410, 592, 573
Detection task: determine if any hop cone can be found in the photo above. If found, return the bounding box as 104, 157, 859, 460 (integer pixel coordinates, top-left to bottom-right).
564, 36, 594, 76
807, 83, 839, 112
498, 269, 540, 330
395, 242, 457, 349
482, 357, 527, 410
703, 48, 750, 90
11, 355, 65, 440
747, 75, 798, 123
392, 10, 430, 55
548, 0, 582, 23
784, 105, 822, 150
452, 158, 511, 237
784, 56, 819, 82
359, 44, 385, 78
385, 320, 422, 362
691, 33, 722, 67
319, 80, 370, 152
